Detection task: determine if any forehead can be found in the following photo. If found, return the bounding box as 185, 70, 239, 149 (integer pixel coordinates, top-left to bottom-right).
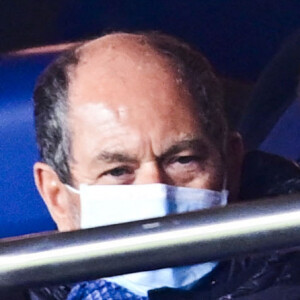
67, 36, 205, 145
68, 35, 192, 107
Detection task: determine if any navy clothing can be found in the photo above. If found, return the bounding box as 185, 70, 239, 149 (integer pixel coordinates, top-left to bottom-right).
67, 280, 147, 300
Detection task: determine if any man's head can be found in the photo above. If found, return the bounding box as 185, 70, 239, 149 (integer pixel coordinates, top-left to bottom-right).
33, 32, 243, 231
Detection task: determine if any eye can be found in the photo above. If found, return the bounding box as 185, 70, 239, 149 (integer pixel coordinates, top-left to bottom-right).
99, 165, 135, 184
176, 155, 198, 164
104, 166, 133, 177
164, 154, 206, 185
169, 155, 200, 166
165, 155, 204, 175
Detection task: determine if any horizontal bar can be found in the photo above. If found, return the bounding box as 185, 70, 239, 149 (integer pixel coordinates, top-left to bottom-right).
1, 193, 300, 290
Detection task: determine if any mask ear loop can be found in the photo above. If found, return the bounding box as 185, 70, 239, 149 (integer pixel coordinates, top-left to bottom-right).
220, 177, 229, 206
65, 184, 80, 194
220, 129, 229, 206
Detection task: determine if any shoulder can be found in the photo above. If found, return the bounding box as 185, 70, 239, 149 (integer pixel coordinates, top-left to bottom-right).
220, 250, 300, 299
239, 150, 300, 200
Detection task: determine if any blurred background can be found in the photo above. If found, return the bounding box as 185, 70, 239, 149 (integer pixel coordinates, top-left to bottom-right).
1, 0, 300, 238
2, 0, 300, 79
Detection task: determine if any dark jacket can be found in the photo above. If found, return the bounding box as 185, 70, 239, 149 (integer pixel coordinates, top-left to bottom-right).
148, 151, 300, 300
5, 151, 300, 300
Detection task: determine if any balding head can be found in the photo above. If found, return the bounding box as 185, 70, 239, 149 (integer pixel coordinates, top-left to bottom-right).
34, 32, 228, 185
69, 33, 185, 109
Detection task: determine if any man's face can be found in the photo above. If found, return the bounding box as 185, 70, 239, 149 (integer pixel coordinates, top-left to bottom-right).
35, 36, 240, 231
68, 40, 224, 191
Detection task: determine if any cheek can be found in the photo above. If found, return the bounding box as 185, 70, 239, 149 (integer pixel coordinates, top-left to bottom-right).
187, 158, 224, 191
64, 194, 81, 231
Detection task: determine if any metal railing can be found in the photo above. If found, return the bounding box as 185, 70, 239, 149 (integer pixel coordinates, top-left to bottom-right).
1, 193, 300, 290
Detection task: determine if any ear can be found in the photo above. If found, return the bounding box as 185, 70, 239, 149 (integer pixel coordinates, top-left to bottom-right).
225, 132, 244, 203
33, 162, 80, 231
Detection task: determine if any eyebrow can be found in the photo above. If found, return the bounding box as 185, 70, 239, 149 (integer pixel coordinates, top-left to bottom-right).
160, 139, 208, 161
96, 151, 138, 164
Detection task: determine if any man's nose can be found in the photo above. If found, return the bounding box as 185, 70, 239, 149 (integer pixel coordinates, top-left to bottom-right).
135, 162, 166, 184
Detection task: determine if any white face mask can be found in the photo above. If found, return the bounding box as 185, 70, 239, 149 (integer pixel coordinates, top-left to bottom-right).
67, 183, 228, 296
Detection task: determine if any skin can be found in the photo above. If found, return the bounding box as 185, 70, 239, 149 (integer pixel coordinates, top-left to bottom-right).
34, 34, 243, 231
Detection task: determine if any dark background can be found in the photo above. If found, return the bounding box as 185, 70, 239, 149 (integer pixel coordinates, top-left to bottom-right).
1, 0, 300, 80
